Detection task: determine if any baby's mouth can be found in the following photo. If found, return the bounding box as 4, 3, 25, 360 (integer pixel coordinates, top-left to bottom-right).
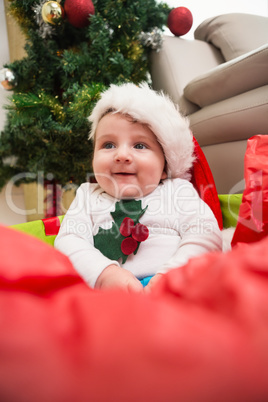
114, 172, 135, 176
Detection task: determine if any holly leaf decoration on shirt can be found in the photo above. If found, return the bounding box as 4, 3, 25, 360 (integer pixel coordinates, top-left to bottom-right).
93, 199, 148, 264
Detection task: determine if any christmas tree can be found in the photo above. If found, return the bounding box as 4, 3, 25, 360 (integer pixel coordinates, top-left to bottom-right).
0, 0, 170, 192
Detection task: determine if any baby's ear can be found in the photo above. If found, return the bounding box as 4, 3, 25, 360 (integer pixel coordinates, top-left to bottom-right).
161, 165, 168, 180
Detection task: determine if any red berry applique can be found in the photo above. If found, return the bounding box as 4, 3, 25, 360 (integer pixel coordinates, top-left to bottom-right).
119, 217, 135, 237
121, 237, 138, 255
119, 218, 149, 256
132, 223, 149, 242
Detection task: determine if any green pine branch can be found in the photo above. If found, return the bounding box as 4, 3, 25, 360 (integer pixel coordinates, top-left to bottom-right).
0, 0, 171, 189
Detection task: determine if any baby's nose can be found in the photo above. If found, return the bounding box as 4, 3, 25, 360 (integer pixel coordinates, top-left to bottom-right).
115, 145, 132, 162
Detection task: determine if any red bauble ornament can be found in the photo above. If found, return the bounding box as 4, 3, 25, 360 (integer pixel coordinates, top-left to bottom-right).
167, 7, 193, 36
132, 223, 149, 242
64, 0, 95, 28
119, 217, 135, 237
121, 237, 138, 256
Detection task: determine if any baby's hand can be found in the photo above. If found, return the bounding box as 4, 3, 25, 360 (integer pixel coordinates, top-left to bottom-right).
95, 264, 143, 293
144, 273, 164, 293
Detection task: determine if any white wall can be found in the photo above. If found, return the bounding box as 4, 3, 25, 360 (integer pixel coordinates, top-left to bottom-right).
163, 0, 268, 38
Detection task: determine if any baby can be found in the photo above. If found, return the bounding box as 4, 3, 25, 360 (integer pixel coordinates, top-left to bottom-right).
55, 83, 222, 292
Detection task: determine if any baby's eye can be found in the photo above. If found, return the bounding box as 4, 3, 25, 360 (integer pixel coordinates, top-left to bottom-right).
103, 142, 115, 149
134, 143, 147, 150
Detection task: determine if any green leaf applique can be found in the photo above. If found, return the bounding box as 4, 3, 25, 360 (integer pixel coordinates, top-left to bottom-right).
93, 199, 148, 264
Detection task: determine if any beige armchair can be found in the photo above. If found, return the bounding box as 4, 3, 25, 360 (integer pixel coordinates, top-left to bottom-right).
150, 13, 268, 194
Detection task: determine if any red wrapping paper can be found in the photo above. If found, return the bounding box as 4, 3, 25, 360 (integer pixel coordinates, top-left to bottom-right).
1, 224, 268, 401
232, 135, 268, 246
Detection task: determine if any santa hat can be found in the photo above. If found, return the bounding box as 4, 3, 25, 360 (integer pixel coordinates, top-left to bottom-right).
88, 83, 194, 179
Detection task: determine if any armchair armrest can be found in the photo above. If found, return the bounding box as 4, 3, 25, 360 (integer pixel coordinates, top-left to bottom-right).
149, 35, 224, 115
184, 44, 268, 107
195, 13, 268, 61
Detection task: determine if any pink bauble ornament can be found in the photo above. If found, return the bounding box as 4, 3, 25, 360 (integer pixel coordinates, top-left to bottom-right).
167, 7, 193, 36
64, 0, 95, 28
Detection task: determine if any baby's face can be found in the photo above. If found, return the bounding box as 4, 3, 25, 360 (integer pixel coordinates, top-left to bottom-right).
92, 113, 167, 199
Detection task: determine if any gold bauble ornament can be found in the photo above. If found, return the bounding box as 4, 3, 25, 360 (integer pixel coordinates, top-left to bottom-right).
42, 1, 65, 25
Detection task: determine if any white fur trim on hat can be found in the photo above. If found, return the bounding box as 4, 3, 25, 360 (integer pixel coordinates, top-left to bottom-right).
88, 83, 194, 179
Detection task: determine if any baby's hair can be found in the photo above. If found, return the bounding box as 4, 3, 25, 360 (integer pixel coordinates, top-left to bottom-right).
100, 108, 139, 125
90, 108, 115, 145
92, 109, 141, 142
100, 107, 116, 120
